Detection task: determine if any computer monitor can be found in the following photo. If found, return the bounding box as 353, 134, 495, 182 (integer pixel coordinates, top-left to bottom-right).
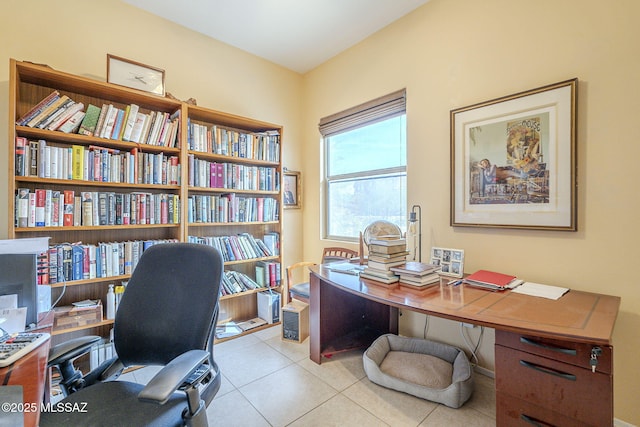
0, 254, 38, 330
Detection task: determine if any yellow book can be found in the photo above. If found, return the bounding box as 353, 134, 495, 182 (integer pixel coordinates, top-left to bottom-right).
72, 145, 84, 180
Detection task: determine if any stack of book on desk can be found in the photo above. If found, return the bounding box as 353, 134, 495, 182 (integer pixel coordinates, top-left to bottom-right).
390, 262, 441, 288
360, 236, 408, 284
463, 269, 523, 290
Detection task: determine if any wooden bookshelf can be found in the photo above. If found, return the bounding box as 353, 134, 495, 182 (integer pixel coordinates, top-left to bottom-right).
8, 59, 284, 346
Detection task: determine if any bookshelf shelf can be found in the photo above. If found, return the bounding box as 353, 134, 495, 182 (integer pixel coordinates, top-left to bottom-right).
9, 58, 283, 346
188, 221, 279, 227
15, 126, 181, 155
51, 319, 115, 336
15, 176, 181, 191
218, 285, 282, 302
50, 274, 131, 289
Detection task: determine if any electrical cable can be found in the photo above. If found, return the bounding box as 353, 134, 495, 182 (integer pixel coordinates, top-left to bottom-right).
423, 314, 429, 338
459, 323, 484, 366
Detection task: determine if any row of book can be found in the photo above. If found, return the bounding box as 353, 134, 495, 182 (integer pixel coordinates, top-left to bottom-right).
188, 194, 279, 224
16, 138, 180, 186
17, 91, 180, 147
188, 120, 280, 162
220, 265, 280, 296
187, 232, 279, 263
16, 189, 180, 228
36, 239, 178, 284
255, 260, 281, 288
188, 155, 279, 191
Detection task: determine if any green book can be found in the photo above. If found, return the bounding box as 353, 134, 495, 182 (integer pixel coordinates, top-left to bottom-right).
77, 104, 101, 136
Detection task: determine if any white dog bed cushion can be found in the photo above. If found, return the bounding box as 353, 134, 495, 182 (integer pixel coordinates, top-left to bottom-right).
363, 334, 474, 408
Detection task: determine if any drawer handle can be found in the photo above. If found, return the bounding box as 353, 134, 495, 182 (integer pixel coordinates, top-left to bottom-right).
520, 337, 577, 356
519, 360, 577, 381
521, 414, 554, 426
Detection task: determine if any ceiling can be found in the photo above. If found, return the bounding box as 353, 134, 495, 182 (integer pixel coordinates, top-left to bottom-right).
123, 0, 430, 74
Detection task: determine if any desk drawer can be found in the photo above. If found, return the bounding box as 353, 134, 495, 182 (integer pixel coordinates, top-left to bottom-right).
497, 391, 592, 427
495, 345, 612, 426
495, 330, 612, 374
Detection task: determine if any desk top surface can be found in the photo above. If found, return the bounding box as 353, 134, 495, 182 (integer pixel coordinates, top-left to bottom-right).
311, 266, 620, 346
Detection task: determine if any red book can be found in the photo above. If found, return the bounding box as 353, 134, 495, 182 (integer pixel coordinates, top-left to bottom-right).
63, 190, 75, 226
35, 189, 46, 226
210, 162, 217, 188
464, 269, 516, 288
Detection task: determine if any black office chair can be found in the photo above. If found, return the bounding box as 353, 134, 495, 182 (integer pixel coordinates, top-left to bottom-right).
42, 243, 224, 427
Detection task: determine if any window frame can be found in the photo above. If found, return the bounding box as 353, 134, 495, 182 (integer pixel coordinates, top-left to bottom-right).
319, 90, 407, 242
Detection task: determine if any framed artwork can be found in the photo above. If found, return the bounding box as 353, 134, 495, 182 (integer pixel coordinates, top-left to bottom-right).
283, 171, 301, 209
450, 79, 577, 231
107, 54, 165, 96
430, 247, 464, 278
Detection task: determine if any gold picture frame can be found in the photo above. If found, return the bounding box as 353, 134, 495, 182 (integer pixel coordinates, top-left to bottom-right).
450, 78, 578, 231
107, 54, 165, 96
283, 171, 301, 209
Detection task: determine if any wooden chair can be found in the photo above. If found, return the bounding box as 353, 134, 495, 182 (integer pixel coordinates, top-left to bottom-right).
286, 247, 358, 304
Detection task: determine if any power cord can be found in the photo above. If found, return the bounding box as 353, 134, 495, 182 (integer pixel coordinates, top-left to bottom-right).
459, 323, 484, 366
422, 314, 429, 338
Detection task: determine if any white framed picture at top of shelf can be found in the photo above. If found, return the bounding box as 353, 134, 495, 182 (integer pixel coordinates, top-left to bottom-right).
107, 54, 165, 96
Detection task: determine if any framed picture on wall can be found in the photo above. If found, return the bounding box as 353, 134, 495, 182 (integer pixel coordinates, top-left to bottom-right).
283, 170, 301, 209
450, 78, 577, 231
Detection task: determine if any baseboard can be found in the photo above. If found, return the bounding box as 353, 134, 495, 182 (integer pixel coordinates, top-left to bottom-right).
473, 365, 495, 379
614, 418, 637, 427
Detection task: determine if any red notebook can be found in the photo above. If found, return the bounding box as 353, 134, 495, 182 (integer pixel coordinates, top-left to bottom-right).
464, 269, 516, 288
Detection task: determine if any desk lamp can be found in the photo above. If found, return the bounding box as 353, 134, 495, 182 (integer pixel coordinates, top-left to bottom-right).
408, 205, 422, 262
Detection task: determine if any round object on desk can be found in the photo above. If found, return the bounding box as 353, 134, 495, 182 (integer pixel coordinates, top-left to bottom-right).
363, 220, 402, 245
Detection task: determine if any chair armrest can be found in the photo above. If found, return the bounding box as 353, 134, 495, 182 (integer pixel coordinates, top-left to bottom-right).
137, 350, 209, 405
48, 335, 102, 367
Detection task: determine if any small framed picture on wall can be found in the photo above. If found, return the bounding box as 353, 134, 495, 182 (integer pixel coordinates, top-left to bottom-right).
283, 171, 301, 209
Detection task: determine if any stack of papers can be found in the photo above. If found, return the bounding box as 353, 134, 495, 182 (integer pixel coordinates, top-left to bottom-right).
511, 282, 569, 300
325, 262, 364, 275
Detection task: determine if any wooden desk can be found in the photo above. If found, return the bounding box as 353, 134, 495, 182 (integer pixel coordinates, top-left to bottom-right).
309, 266, 620, 426
0, 335, 51, 427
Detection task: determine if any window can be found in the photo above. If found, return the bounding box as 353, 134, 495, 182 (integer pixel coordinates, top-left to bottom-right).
320, 90, 407, 241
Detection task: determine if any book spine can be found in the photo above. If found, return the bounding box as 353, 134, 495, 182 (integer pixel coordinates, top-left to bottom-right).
16, 90, 60, 126
16, 188, 29, 227
63, 190, 74, 226
14, 137, 26, 176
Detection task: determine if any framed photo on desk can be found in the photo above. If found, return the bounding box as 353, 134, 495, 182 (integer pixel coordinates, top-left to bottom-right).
450, 79, 577, 231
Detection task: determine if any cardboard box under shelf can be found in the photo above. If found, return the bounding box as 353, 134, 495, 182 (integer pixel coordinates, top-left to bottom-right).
53, 301, 103, 330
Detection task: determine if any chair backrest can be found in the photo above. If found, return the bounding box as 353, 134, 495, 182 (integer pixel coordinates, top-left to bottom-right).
322, 247, 358, 264
114, 243, 223, 367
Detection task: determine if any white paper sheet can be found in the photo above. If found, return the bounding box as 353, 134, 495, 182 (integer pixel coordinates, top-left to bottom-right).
511, 282, 569, 300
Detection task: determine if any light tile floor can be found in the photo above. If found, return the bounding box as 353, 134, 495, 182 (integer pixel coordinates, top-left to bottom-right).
121, 325, 496, 426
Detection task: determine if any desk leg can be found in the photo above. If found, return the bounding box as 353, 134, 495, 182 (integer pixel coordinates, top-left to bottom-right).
310, 274, 322, 364
310, 274, 398, 364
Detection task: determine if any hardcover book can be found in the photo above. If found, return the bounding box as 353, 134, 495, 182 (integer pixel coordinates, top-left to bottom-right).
368, 243, 406, 255
464, 269, 517, 288
78, 104, 102, 136
390, 262, 441, 277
